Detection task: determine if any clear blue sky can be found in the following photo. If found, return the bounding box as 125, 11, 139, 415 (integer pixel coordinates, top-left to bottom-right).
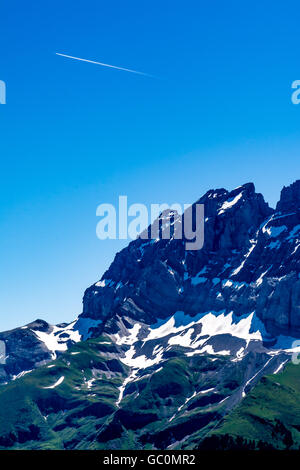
1, 1, 300, 331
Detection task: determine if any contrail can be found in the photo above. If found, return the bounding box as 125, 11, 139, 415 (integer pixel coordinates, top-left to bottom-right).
56, 52, 155, 78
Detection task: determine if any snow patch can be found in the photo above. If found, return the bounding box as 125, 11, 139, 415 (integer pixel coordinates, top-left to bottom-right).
43, 376, 65, 389
231, 239, 257, 276
264, 225, 287, 238
191, 276, 207, 286
218, 192, 243, 215
12, 370, 33, 381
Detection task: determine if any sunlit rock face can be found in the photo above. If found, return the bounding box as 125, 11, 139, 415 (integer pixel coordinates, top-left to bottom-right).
81, 180, 300, 339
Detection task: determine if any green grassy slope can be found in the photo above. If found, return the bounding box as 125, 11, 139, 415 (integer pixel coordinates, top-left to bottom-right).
0, 336, 127, 449
2, 332, 297, 450
198, 362, 300, 450
0, 338, 237, 450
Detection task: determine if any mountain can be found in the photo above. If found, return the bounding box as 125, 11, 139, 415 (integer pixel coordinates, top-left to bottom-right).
0, 317, 98, 384
81, 180, 300, 338
0, 180, 299, 449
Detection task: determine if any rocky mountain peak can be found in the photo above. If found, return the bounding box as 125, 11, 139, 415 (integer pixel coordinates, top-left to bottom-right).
77, 180, 299, 339
198, 182, 271, 221
231, 182, 255, 195
276, 180, 300, 213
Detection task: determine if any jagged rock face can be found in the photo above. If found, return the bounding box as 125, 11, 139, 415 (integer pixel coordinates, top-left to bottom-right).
0, 319, 81, 384
81, 181, 300, 338
276, 180, 300, 213
0, 320, 52, 383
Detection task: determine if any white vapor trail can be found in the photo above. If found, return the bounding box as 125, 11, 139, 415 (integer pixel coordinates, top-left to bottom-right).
56, 53, 155, 78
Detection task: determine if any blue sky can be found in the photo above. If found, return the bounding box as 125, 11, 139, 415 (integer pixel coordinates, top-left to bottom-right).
1, 1, 300, 330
